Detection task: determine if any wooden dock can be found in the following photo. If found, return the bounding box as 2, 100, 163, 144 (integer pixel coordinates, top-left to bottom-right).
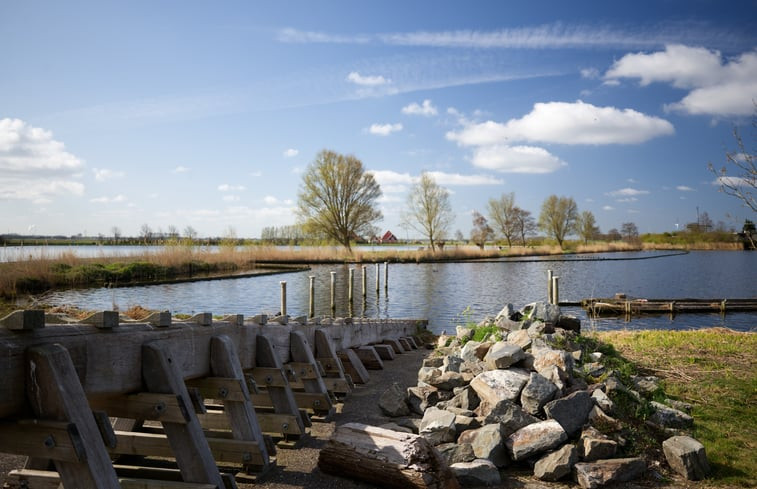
579, 296, 757, 317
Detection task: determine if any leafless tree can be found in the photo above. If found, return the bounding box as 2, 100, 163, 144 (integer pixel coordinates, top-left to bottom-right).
513, 207, 537, 246
487, 192, 517, 247
401, 172, 454, 252
470, 211, 493, 249
538, 195, 578, 248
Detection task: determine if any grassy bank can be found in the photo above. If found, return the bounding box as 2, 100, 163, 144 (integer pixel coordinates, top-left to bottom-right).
597, 329, 756, 487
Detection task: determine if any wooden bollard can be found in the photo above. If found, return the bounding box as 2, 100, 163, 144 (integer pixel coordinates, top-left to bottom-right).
547, 270, 554, 304
375, 263, 380, 295
551, 276, 559, 305
348, 268, 354, 302
330, 271, 337, 314
280, 281, 287, 317
309, 276, 315, 318
361, 265, 367, 298
384, 261, 388, 291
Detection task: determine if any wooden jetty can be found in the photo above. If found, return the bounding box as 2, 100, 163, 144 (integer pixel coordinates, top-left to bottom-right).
580, 295, 757, 317
0, 309, 427, 488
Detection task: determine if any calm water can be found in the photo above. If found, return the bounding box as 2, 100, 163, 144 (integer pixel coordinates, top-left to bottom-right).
40, 250, 757, 333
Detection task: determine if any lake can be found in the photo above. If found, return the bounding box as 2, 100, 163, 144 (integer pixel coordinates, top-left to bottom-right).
40, 250, 757, 333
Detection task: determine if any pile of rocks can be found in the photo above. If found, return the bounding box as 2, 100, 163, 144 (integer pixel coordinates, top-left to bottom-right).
377, 302, 710, 488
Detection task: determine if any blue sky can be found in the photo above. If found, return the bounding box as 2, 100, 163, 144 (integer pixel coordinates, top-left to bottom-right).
2, 1, 756, 239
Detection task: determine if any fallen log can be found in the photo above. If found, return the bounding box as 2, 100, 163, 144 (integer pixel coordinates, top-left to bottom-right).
318, 423, 459, 489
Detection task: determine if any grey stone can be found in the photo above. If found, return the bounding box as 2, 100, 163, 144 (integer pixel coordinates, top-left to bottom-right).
407, 385, 452, 415
418, 366, 441, 384
533, 347, 574, 373
665, 398, 693, 414
449, 459, 501, 487
460, 340, 490, 363
423, 356, 444, 368
419, 406, 456, 445
470, 368, 530, 407
583, 362, 606, 378
527, 320, 553, 336
437, 442, 477, 465
458, 424, 509, 468
591, 388, 615, 414
649, 401, 693, 429
483, 341, 526, 370
587, 406, 623, 432
662, 435, 710, 480
580, 427, 618, 461
447, 386, 480, 411
632, 375, 660, 395
520, 372, 558, 416
589, 351, 603, 362
544, 390, 593, 436
454, 414, 480, 433
482, 400, 539, 437
506, 329, 532, 350
574, 457, 646, 489
426, 371, 468, 391
378, 382, 410, 417
538, 364, 568, 395
442, 355, 464, 373
456, 325, 474, 341
521, 301, 561, 326
506, 419, 567, 461
534, 444, 578, 481
378, 422, 414, 434
557, 314, 581, 332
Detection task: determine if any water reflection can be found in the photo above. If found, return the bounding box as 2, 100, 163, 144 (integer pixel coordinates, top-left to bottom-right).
40, 251, 757, 333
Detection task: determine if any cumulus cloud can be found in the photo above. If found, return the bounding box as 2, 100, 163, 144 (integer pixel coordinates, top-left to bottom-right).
402, 99, 438, 116
368, 123, 403, 136
283, 148, 299, 158
605, 45, 757, 117
607, 187, 650, 198
0, 118, 85, 201
347, 71, 391, 86
218, 184, 246, 192
471, 144, 567, 174
93, 168, 125, 181
447, 100, 674, 146
368, 169, 501, 188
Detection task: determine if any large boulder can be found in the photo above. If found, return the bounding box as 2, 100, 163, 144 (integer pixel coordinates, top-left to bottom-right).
520, 372, 558, 416
533, 347, 574, 373
446, 386, 480, 412
483, 342, 526, 370
379, 382, 410, 417
520, 301, 561, 326
407, 385, 452, 414
460, 341, 491, 363
480, 400, 538, 437
419, 406, 456, 445
534, 444, 578, 481
574, 458, 646, 489
449, 459, 501, 487
458, 424, 509, 468
506, 419, 567, 461
649, 401, 693, 429
662, 436, 710, 480
436, 442, 477, 466
579, 427, 618, 462
544, 390, 593, 436
470, 369, 530, 407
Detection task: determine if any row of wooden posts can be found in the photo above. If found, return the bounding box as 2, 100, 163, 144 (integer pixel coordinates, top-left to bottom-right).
0, 310, 424, 489
279, 262, 390, 317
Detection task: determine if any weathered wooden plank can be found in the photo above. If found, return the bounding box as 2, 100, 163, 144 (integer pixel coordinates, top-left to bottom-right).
289, 331, 333, 415
337, 350, 370, 384
0, 420, 85, 463
5, 469, 61, 489
89, 393, 190, 424
141, 341, 225, 487
184, 376, 249, 402
246, 367, 289, 388
254, 335, 306, 435
26, 343, 120, 489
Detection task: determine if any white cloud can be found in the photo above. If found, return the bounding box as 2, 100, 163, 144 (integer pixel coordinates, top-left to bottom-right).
90, 194, 127, 204
606, 45, 757, 117
607, 187, 650, 197
580, 68, 600, 79
263, 195, 279, 205
425, 171, 503, 186
283, 148, 299, 158
222, 195, 240, 202
347, 72, 391, 86
447, 100, 674, 146
93, 168, 125, 181
676, 185, 695, 191
249, 170, 263, 177
0, 118, 85, 201
368, 123, 403, 136
172, 165, 189, 173
218, 184, 246, 192
471, 144, 567, 174
713, 176, 751, 187
368, 169, 501, 187
402, 99, 438, 116
602, 205, 615, 211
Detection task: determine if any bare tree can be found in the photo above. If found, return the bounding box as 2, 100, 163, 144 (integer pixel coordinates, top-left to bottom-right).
183, 225, 198, 243
402, 172, 454, 252
538, 195, 578, 248
487, 192, 517, 247
576, 210, 599, 244
470, 211, 493, 250
513, 207, 536, 246
606, 228, 622, 241
140, 223, 153, 245
297, 150, 382, 251
621, 222, 639, 241
709, 106, 756, 213
111, 226, 121, 244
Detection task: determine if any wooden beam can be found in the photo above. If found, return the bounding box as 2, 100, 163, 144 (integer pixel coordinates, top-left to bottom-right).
0, 420, 85, 463
89, 393, 190, 424
337, 350, 370, 384
26, 343, 120, 488
254, 335, 305, 436
184, 377, 249, 402
289, 331, 333, 415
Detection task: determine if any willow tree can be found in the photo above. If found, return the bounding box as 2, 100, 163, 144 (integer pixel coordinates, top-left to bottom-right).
538, 195, 578, 248
297, 150, 382, 251
402, 172, 454, 252
576, 210, 599, 244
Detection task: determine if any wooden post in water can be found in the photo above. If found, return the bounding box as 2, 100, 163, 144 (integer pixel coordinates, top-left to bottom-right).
348, 268, 354, 302
330, 271, 336, 314
308, 276, 315, 318
384, 262, 388, 292
375, 263, 380, 295
361, 265, 367, 299
547, 270, 554, 304
551, 276, 559, 305
280, 281, 287, 317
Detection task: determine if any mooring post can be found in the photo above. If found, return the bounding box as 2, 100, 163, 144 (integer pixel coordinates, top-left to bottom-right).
547, 270, 554, 304
280, 281, 287, 317
375, 263, 380, 295
308, 275, 315, 318
384, 261, 388, 291
348, 268, 354, 302
551, 276, 559, 305
361, 265, 367, 299
330, 271, 336, 314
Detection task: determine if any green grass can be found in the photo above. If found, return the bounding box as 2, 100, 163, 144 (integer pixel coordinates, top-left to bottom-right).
597, 329, 757, 487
